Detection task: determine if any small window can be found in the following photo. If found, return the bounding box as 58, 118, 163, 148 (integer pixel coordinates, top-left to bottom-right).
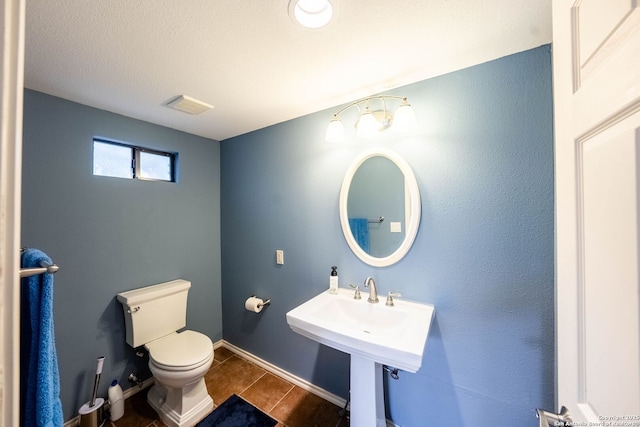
93, 139, 176, 182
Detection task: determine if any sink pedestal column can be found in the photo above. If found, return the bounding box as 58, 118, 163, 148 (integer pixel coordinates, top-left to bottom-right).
350, 354, 386, 427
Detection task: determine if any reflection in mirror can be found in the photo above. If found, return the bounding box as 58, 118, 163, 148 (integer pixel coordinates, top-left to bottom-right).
339, 148, 421, 267
347, 156, 405, 257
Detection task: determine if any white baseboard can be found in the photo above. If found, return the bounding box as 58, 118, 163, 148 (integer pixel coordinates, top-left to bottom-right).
63, 414, 79, 427
123, 377, 154, 399
218, 340, 348, 409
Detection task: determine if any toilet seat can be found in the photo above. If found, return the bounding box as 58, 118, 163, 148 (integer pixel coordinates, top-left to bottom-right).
146, 330, 213, 372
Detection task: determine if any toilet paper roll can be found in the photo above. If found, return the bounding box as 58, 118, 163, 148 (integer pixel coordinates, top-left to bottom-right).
245, 297, 264, 313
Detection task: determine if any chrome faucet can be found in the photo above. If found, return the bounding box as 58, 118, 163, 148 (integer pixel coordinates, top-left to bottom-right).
364, 277, 379, 303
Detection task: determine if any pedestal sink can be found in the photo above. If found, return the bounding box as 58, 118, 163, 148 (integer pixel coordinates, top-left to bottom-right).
286, 288, 435, 427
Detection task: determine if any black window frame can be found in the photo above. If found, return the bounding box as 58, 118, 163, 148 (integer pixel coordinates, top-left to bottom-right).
93, 138, 177, 183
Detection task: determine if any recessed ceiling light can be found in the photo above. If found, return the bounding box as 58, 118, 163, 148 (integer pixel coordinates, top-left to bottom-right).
288, 0, 336, 29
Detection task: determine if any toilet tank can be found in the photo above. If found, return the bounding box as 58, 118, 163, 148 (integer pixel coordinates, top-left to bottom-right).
117, 279, 191, 348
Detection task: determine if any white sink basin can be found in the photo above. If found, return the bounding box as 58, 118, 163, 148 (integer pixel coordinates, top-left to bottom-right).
287, 287, 435, 426
286, 287, 435, 373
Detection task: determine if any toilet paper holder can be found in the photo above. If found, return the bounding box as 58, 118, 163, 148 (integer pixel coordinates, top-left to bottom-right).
250, 295, 271, 308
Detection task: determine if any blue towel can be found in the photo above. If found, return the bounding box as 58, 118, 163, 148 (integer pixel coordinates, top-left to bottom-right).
348, 218, 370, 253
20, 249, 64, 427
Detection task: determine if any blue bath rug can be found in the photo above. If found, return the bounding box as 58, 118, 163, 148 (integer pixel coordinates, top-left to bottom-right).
196, 394, 277, 427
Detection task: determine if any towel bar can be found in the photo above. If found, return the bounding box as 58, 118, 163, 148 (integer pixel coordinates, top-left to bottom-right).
19, 262, 59, 278
20, 247, 60, 278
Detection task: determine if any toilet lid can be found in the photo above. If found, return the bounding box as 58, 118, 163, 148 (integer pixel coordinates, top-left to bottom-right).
147, 330, 213, 370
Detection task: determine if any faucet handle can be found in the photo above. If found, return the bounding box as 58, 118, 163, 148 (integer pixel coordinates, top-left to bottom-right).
385, 292, 402, 307
349, 284, 362, 300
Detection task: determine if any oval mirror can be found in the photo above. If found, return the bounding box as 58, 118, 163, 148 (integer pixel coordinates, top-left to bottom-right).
339, 148, 421, 267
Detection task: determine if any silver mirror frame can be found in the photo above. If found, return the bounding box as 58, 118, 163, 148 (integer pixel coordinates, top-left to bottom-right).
339, 148, 421, 267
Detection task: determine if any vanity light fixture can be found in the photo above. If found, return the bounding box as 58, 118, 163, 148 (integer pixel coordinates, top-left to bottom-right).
325, 96, 417, 142
288, 0, 336, 29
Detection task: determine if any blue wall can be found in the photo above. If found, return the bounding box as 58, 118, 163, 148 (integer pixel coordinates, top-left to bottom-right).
220, 45, 554, 426
21, 90, 222, 420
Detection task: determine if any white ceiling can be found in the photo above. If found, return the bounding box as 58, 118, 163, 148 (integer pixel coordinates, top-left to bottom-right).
24, 1, 552, 142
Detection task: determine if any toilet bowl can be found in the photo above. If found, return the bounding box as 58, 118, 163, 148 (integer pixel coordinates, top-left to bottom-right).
116, 280, 215, 427
146, 331, 214, 427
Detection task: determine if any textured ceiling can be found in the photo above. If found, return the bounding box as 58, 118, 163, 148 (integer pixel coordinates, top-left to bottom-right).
24, 1, 552, 141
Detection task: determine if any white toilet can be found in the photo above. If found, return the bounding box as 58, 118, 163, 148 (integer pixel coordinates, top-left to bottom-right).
117, 279, 214, 427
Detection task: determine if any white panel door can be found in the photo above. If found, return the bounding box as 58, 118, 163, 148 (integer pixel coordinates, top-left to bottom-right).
553, 0, 640, 423
0, 0, 26, 426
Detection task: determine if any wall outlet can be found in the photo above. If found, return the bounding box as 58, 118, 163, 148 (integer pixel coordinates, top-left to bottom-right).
276, 250, 284, 265
390, 222, 402, 233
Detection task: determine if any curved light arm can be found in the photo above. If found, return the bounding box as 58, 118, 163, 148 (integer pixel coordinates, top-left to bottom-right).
331, 95, 408, 118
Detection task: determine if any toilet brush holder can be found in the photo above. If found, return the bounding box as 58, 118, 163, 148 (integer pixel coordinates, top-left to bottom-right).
78, 398, 105, 427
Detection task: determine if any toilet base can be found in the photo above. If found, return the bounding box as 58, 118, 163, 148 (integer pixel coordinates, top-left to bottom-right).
147, 378, 213, 427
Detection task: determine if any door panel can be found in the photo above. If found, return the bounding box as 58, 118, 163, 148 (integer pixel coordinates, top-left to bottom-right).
572, 2, 640, 132
554, 0, 640, 422
576, 1, 639, 83
581, 124, 640, 416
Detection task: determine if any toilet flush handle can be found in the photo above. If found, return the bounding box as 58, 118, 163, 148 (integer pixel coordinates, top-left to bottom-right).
127, 306, 140, 314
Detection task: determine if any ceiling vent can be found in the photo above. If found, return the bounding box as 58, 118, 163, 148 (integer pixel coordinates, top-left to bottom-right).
165, 95, 213, 115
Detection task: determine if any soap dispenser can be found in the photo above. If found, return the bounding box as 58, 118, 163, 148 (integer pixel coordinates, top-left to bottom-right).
329, 266, 338, 294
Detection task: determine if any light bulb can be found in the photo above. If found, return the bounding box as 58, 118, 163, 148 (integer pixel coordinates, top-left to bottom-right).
356, 108, 378, 138
393, 99, 417, 132
325, 117, 345, 142
290, 0, 334, 29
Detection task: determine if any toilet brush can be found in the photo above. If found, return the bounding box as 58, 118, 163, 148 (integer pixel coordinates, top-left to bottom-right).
78, 357, 107, 427
90, 356, 105, 407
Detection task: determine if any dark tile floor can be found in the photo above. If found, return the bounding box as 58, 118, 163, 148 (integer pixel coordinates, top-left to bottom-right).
109, 346, 349, 427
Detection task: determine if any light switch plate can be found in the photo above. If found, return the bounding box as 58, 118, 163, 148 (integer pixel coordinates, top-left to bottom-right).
390, 222, 402, 233
276, 250, 284, 265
